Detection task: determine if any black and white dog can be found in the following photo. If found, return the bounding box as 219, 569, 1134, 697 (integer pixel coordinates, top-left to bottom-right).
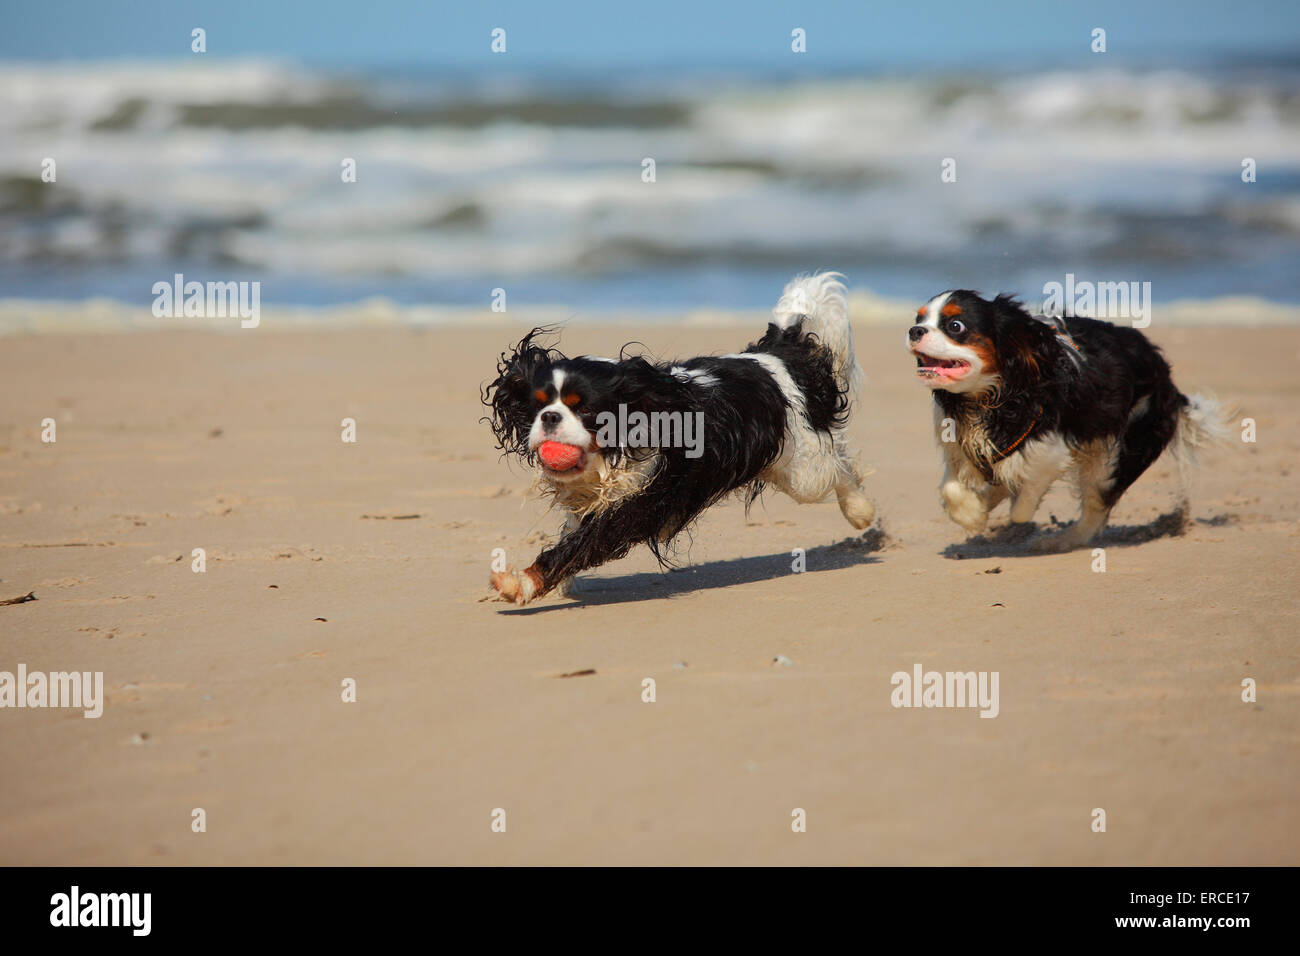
908, 290, 1229, 551
484, 272, 875, 604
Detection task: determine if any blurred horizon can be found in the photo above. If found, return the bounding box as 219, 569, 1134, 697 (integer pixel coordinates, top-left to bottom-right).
2, 2, 1298, 319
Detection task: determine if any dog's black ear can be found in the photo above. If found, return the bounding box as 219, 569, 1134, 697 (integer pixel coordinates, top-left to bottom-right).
613, 355, 673, 409
482, 328, 560, 457
623, 350, 704, 417
991, 294, 1058, 390
595, 355, 682, 465
572, 350, 693, 469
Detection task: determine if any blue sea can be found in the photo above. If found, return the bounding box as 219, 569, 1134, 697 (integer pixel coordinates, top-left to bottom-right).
1, 57, 1298, 314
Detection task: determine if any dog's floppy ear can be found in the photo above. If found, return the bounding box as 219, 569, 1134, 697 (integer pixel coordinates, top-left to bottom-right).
991, 294, 1058, 390
591, 353, 684, 466
612, 354, 674, 413
482, 327, 561, 457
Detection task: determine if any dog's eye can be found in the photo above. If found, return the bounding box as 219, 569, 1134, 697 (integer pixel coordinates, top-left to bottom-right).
947, 319, 966, 335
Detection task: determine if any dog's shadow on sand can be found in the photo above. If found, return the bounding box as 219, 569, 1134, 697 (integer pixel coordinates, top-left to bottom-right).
940, 506, 1223, 560
496, 528, 891, 613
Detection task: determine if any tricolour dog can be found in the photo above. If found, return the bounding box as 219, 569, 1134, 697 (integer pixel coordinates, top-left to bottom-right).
484, 272, 875, 604
908, 290, 1230, 551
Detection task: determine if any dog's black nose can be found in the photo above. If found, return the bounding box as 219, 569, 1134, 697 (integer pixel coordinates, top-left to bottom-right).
908, 325, 928, 342
540, 411, 562, 428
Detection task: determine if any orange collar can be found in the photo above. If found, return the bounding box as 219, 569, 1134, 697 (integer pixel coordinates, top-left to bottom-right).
977, 415, 1040, 482
990, 417, 1039, 463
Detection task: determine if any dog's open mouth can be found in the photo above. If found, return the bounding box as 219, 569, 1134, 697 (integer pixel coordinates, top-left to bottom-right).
537, 440, 587, 473
913, 351, 971, 380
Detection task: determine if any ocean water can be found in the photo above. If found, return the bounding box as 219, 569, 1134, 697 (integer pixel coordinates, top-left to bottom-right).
1, 58, 1299, 315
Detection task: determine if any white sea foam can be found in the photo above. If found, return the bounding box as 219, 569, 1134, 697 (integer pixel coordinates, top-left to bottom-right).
1, 59, 1298, 317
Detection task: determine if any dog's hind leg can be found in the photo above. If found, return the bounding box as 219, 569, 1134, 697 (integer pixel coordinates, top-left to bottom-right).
836, 473, 875, 529
992, 436, 1071, 525
1032, 389, 1182, 553
828, 434, 874, 529
1031, 440, 1116, 552
764, 431, 876, 529
1106, 387, 1183, 506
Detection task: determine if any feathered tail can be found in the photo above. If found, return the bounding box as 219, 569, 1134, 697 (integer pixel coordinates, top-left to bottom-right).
771, 271, 859, 397
1172, 391, 1234, 476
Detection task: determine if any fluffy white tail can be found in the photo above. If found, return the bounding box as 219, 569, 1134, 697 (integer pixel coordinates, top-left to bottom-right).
772, 271, 859, 395
1172, 391, 1234, 474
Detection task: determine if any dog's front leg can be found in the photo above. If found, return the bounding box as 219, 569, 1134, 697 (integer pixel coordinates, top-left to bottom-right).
489, 493, 672, 605
941, 475, 991, 533
489, 565, 544, 605
934, 409, 992, 533
937, 435, 993, 534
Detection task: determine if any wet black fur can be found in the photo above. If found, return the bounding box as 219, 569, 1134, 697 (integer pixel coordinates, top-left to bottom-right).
921, 291, 1186, 505
482, 321, 848, 597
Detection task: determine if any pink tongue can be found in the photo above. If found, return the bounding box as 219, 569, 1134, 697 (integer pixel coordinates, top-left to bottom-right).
538, 441, 582, 471
923, 362, 964, 379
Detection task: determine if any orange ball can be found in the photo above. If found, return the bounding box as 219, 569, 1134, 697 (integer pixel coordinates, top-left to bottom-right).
538, 441, 582, 471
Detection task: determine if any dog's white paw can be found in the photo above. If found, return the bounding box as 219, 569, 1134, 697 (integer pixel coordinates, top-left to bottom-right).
839, 490, 876, 530
941, 480, 988, 534
489, 568, 539, 605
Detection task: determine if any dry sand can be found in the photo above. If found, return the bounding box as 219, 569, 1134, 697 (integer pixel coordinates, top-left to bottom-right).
0, 320, 1297, 865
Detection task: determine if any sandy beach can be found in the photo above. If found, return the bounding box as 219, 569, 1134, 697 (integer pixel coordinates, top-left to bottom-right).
1, 316, 1297, 865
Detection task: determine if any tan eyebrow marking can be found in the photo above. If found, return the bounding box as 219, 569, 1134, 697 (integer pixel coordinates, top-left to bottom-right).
533, 389, 548, 403
562, 393, 581, 407
941, 303, 963, 317
916, 307, 927, 318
